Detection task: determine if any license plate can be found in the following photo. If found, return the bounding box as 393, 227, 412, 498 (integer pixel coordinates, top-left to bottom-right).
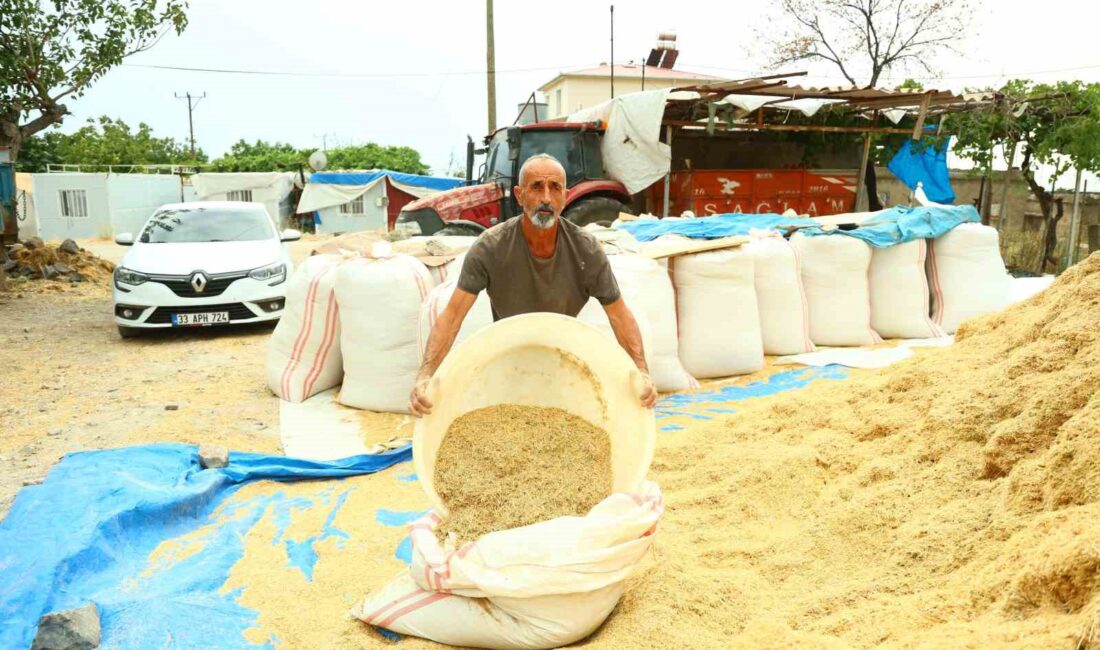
171, 311, 230, 326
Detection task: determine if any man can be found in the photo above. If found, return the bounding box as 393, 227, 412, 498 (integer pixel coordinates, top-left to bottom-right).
409, 153, 657, 416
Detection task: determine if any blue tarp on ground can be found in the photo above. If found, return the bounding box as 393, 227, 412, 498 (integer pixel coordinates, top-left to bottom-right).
617, 204, 979, 248
309, 170, 463, 192
887, 138, 956, 204
0, 444, 411, 650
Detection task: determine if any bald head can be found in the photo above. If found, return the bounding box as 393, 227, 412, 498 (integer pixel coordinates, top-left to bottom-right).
515, 154, 567, 230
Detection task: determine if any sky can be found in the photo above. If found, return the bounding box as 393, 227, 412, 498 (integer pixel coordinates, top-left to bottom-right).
57, 0, 1100, 188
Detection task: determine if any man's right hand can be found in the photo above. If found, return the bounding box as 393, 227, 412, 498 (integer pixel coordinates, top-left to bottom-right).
409, 377, 433, 418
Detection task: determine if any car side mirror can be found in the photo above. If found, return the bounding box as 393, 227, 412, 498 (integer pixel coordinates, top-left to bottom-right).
280, 228, 302, 242
115, 233, 134, 246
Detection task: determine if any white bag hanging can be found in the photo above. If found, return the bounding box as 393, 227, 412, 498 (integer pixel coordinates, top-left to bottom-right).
265, 254, 343, 402
607, 254, 697, 391
743, 233, 816, 355
790, 232, 882, 347
869, 239, 945, 339
670, 246, 764, 378
418, 278, 494, 360
353, 482, 663, 650
336, 255, 432, 413
927, 223, 1012, 334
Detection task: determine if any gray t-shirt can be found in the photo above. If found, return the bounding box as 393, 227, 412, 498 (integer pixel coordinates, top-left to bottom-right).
456, 217, 621, 320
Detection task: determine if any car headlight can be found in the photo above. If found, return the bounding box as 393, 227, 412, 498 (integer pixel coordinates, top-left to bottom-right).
115, 267, 149, 286
249, 262, 286, 285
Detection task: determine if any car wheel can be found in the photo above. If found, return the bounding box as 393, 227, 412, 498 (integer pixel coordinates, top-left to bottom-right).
436, 224, 484, 236
564, 197, 633, 228
118, 325, 140, 339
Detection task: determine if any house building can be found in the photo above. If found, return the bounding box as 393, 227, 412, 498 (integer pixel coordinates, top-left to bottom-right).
539, 63, 723, 120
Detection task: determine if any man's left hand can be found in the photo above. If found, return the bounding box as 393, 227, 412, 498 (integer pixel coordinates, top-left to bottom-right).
638, 372, 657, 409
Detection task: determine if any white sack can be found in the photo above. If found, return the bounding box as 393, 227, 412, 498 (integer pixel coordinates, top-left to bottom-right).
353, 482, 663, 650
790, 232, 882, 347
606, 254, 696, 391
670, 247, 764, 378
418, 279, 494, 359
927, 223, 1012, 334
336, 255, 432, 413
743, 235, 816, 355
870, 239, 945, 339
265, 255, 343, 402
576, 297, 656, 381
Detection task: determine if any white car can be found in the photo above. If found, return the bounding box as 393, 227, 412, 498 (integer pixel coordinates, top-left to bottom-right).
112, 202, 300, 338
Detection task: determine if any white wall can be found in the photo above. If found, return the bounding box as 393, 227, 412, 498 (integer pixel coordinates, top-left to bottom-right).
315, 181, 388, 234
106, 174, 184, 235
28, 173, 111, 240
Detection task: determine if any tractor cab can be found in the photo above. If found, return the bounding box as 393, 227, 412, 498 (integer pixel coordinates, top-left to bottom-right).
398, 122, 632, 236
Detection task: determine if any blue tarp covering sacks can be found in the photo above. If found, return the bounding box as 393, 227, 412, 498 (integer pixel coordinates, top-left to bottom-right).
310, 170, 463, 192
616, 204, 979, 248
0, 443, 411, 650
887, 138, 956, 204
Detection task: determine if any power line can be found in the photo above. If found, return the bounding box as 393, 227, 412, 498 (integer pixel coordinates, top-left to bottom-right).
125, 62, 592, 80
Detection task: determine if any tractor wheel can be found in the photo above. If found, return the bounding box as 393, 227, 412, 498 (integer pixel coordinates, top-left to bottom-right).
436, 223, 485, 237
563, 197, 633, 228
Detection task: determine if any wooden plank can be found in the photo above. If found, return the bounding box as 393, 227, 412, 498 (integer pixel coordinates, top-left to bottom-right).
616, 211, 640, 222
638, 235, 749, 259
911, 93, 932, 140
664, 121, 916, 135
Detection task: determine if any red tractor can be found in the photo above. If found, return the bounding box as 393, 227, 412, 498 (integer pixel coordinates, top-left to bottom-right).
396, 122, 633, 236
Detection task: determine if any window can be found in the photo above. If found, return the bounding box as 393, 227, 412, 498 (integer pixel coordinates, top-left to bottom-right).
59, 190, 88, 218
555, 89, 562, 117
226, 189, 253, 202
139, 205, 275, 244
487, 130, 513, 182
340, 195, 366, 215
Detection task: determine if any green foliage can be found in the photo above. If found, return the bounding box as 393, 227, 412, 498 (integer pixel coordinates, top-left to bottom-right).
210, 140, 429, 174
0, 0, 189, 155
16, 116, 203, 171
948, 80, 1100, 179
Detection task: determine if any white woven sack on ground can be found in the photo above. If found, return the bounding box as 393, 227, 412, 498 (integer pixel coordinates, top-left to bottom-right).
927, 223, 1012, 334
576, 297, 656, 378
336, 255, 432, 413
417, 278, 494, 360
606, 254, 697, 391
353, 482, 663, 650
790, 232, 882, 347
670, 247, 763, 378
743, 234, 815, 355
444, 252, 467, 283
870, 239, 945, 339
265, 254, 343, 402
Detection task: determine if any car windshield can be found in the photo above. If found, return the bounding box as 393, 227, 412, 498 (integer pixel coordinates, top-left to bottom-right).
139, 206, 274, 244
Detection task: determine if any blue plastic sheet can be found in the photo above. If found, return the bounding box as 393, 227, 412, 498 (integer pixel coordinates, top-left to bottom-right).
800, 204, 979, 248
0, 443, 411, 650
618, 213, 816, 241
887, 138, 956, 203
310, 170, 463, 192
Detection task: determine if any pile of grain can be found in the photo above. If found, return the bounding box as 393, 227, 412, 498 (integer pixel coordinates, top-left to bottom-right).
434, 404, 612, 542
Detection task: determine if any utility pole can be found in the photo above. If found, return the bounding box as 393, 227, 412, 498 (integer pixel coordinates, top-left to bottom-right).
174, 92, 206, 158
486, 0, 497, 133
609, 5, 615, 99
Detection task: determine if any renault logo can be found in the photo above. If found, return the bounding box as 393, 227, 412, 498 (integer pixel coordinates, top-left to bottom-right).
190, 272, 208, 293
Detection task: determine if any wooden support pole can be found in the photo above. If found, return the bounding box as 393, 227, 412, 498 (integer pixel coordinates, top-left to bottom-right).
663, 121, 917, 135
1065, 171, 1084, 268
911, 93, 932, 139
854, 135, 872, 212
662, 125, 673, 217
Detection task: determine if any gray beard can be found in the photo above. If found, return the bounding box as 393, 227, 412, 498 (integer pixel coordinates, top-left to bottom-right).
527, 211, 556, 230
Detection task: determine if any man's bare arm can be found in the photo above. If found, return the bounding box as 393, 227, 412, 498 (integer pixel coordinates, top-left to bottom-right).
409, 288, 477, 416
603, 298, 657, 408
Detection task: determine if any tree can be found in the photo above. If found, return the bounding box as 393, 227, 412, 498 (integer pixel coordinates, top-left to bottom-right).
210, 140, 430, 175
17, 116, 202, 171
765, 0, 975, 87
0, 0, 188, 161
948, 80, 1100, 273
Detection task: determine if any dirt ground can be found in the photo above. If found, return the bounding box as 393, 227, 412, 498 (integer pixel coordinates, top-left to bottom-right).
0, 237, 326, 517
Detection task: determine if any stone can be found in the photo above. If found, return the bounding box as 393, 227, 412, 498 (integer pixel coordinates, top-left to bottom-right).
54, 262, 74, 274
25, 237, 45, 250
31, 603, 101, 650
198, 445, 229, 470
48, 427, 62, 436
69, 272, 87, 283
1, 260, 15, 273
59, 239, 81, 255
164, 403, 179, 411
42, 265, 59, 280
